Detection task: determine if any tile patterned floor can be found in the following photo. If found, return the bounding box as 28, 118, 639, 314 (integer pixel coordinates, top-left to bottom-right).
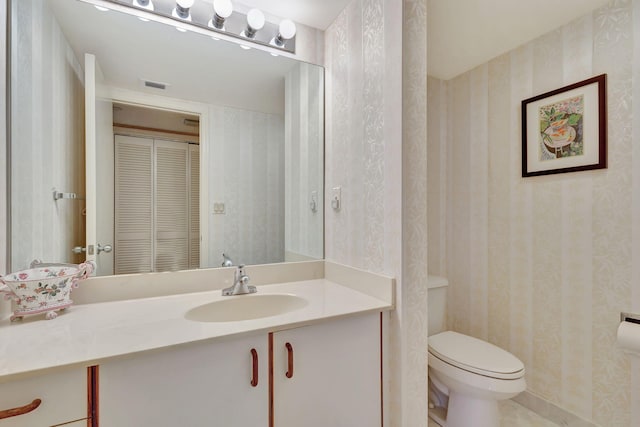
428, 399, 558, 427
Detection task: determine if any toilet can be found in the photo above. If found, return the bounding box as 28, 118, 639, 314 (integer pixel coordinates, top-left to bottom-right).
427, 276, 526, 427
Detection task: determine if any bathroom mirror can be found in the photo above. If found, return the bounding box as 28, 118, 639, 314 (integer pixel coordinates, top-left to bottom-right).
9, 0, 324, 276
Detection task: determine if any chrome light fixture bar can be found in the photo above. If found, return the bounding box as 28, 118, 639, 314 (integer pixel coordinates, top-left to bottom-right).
85, 0, 297, 54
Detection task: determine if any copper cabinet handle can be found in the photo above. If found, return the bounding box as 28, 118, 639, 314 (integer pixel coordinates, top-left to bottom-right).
285, 342, 294, 379
250, 348, 259, 387
0, 399, 42, 420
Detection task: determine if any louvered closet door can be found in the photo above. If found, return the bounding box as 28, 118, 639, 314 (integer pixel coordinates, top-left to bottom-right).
155, 140, 190, 272
114, 136, 153, 274
189, 145, 200, 269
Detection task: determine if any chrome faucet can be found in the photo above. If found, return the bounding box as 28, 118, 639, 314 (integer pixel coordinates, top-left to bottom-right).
222, 265, 257, 296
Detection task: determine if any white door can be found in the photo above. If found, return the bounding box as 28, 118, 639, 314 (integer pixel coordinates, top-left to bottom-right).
84, 53, 97, 264
99, 334, 269, 426
113, 136, 199, 274
114, 135, 154, 274
84, 53, 113, 273
272, 313, 382, 427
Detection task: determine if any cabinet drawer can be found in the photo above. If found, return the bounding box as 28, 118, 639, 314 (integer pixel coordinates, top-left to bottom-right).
0, 368, 87, 426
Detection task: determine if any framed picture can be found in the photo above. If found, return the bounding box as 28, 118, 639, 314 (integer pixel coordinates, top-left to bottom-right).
522, 74, 607, 177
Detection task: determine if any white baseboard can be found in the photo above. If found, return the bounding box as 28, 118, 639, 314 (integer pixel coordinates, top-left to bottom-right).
513, 391, 600, 427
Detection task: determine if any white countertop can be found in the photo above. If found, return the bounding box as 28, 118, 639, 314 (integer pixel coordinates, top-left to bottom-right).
0, 278, 392, 383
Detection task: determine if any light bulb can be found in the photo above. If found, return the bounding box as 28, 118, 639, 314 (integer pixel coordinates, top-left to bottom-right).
247, 9, 264, 31
94, 5, 109, 11
133, 0, 154, 10
279, 19, 296, 40
210, 0, 233, 30
213, 0, 233, 18
173, 0, 194, 20
242, 8, 264, 38
271, 19, 296, 47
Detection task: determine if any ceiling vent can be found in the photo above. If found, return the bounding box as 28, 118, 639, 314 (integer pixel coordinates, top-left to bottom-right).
140, 78, 170, 90
183, 118, 199, 127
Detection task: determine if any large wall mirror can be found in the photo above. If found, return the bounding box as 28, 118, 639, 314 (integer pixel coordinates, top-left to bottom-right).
9, 0, 324, 276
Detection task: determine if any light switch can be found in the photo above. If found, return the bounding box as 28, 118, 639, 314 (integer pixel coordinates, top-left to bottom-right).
331, 186, 341, 211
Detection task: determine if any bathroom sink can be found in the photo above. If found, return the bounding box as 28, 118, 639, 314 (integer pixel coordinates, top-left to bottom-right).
185, 294, 308, 322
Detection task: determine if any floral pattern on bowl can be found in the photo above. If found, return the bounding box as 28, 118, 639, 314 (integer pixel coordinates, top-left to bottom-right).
0, 261, 95, 321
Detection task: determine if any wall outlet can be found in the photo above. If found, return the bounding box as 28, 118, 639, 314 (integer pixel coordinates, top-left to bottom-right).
212, 202, 225, 214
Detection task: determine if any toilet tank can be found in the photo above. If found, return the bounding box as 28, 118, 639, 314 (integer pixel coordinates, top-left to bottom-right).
428, 276, 449, 336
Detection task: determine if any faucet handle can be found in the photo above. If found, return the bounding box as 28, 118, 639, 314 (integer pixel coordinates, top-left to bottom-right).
222, 253, 234, 267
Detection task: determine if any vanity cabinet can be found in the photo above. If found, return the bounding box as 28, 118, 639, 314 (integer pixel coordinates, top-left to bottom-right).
272, 313, 381, 427
0, 368, 88, 426
99, 333, 269, 426
98, 313, 381, 426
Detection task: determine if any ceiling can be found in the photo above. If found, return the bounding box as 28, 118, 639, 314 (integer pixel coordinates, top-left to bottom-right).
54, 0, 616, 102
427, 0, 614, 80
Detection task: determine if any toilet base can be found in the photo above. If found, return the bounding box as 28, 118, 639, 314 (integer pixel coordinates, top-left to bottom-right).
445, 390, 499, 427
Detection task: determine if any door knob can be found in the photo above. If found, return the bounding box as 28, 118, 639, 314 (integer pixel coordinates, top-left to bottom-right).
72, 246, 86, 254
97, 244, 113, 254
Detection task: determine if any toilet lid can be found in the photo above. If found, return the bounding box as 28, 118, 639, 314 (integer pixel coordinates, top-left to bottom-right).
428, 331, 525, 380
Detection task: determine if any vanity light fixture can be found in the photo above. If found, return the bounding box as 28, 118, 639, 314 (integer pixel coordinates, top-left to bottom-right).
209, 0, 233, 30
94, 5, 110, 11
94, 0, 297, 53
241, 8, 265, 39
271, 19, 296, 48
172, 0, 195, 21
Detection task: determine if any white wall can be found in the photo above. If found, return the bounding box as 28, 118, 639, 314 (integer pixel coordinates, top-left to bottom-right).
284, 63, 324, 261
325, 0, 430, 425
428, 0, 640, 425
208, 106, 285, 267
10, 0, 85, 271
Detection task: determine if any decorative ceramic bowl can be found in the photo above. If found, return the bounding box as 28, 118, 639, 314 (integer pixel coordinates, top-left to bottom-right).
0, 261, 95, 321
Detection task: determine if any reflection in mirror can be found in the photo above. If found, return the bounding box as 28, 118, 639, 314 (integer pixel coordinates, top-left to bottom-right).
9, 0, 324, 276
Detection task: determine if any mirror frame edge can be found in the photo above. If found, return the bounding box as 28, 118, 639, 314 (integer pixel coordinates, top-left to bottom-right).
2, 0, 10, 275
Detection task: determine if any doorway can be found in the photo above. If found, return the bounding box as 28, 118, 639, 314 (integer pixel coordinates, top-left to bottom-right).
100, 103, 200, 275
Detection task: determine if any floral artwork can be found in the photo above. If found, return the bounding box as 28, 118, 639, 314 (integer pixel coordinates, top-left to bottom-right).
538, 95, 584, 161
521, 74, 607, 177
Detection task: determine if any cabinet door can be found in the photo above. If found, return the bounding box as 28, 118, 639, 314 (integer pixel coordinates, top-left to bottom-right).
99, 334, 268, 427
272, 313, 381, 427
0, 368, 87, 426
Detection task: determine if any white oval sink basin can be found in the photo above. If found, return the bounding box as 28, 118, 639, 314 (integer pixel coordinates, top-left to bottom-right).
185, 294, 308, 322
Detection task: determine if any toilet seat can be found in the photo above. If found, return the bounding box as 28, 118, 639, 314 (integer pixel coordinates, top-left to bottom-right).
428, 331, 524, 380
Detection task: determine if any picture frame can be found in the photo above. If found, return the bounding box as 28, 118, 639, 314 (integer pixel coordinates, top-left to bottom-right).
521, 74, 607, 177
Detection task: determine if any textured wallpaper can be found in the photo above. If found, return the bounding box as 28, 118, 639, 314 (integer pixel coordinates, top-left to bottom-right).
10, 0, 85, 272
284, 63, 324, 261
428, 0, 640, 425
324, 0, 428, 425
208, 106, 285, 267
402, 0, 429, 424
